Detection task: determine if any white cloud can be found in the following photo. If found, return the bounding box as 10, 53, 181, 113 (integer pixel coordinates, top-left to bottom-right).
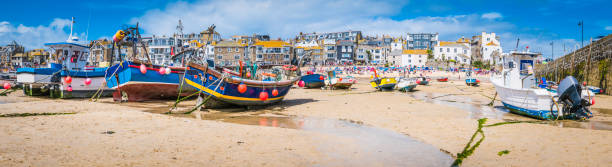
481, 12, 503, 20
606, 26, 612, 31
128, 0, 561, 58
0, 18, 74, 49
131, 0, 513, 40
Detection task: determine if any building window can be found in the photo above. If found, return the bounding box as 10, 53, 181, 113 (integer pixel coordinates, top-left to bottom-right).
234, 55, 240, 59
464, 50, 467, 54
235, 48, 239, 52
284, 55, 290, 59
419, 60, 421, 63
227, 48, 231, 52
440, 48, 443, 52
217, 55, 222, 59
257, 55, 263, 59
447, 48, 450, 52
454, 48, 457, 53
218, 48, 221, 52
327, 53, 334, 58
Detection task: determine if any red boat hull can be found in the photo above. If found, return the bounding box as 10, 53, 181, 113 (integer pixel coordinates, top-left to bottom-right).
437, 78, 448, 82
112, 82, 196, 102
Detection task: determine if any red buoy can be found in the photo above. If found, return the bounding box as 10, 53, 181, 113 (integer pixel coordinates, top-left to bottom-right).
339, 78, 343, 82
140, 64, 147, 74
319, 76, 324, 80
65, 76, 72, 84
246, 72, 252, 78
66, 85, 73, 92
3, 83, 10, 89
298, 80, 305, 87
84, 78, 92, 85
238, 83, 247, 93
272, 89, 279, 96
259, 91, 269, 101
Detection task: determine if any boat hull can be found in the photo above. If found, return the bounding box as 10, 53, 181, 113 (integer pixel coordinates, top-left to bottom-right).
371, 77, 397, 91
302, 74, 325, 88
105, 61, 196, 102
185, 63, 299, 108
491, 77, 557, 120
437, 78, 448, 82
465, 79, 479, 86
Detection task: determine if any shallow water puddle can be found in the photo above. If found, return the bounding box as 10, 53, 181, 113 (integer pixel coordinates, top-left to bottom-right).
124, 101, 453, 166
407, 92, 612, 131
197, 112, 453, 166
407, 92, 509, 119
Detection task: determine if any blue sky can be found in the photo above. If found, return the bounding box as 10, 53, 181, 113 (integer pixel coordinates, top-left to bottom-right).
1, 0, 610, 59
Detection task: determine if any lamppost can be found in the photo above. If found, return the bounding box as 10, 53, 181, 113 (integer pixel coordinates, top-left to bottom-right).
578, 20, 584, 48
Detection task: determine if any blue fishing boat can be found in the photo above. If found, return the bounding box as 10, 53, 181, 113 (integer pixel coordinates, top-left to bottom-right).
184, 63, 300, 108
105, 61, 196, 101
465, 78, 479, 86
301, 73, 325, 88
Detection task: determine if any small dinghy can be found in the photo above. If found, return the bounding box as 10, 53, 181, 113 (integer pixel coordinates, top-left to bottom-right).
436, 77, 448, 82
301, 73, 325, 88
397, 77, 417, 92
415, 77, 429, 85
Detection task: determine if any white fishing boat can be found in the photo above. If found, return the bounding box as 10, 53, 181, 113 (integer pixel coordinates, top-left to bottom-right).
490, 50, 594, 120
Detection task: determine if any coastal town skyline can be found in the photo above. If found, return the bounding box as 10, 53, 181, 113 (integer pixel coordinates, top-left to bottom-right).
1, 0, 611, 59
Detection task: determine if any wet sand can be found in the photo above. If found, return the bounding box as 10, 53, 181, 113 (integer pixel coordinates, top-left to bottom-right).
1, 72, 611, 166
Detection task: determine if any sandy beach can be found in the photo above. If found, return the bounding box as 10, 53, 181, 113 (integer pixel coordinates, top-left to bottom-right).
1, 72, 611, 166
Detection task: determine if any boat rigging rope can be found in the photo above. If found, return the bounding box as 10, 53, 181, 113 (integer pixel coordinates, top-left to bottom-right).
90, 60, 124, 102
183, 74, 226, 114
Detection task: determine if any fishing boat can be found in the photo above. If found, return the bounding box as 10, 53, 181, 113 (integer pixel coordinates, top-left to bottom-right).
465, 78, 480, 86
326, 70, 355, 89
104, 25, 196, 102
0, 72, 16, 89
16, 63, 61, 96
490, 50, 594, 120
415, 77, 429, 85
301, 73, 325, 88
586, 86, 602, 94
436, 77, 448, 82
45, 40, 114, 98
105, 61, 196, 101
183, 63, 300, 108
396, 77, 417, 92
370, 77, 397, 91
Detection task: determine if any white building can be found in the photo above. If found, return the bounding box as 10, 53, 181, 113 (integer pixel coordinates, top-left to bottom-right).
400, 50, 428, 67
391, 38, 404, 51
433, 38, 471, 64
476, 32, 502, 64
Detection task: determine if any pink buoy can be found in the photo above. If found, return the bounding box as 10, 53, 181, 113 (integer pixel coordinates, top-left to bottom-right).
3, 82, 10, 89
66, 85, 73, 92
65, 76, 72, 84
140, 64, 147, 74
298, 80, 305, 87
84, 78, 92, 85
159, 67, 166, 75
